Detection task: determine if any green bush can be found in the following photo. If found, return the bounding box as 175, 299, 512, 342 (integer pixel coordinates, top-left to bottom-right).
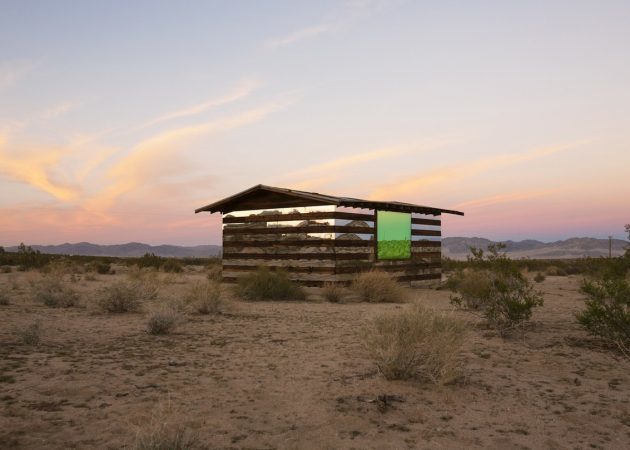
362, 304, 466, 382
31, 278, 78, 308
235, 266, 305, 301
446, 269, 493, 309
98, 281, 157, 313
534, 272, 546, 283
95, 262, 113, 274
351, 270, 408, 303
0, 243, 52, 271
577, 277, 630, 358
137, 253, 163, 270
161, 259, 183, 273
449, 244, 544, 336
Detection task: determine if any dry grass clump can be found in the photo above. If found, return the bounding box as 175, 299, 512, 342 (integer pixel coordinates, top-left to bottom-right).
351, 270, 408, 303
534, 272, 546, 283
132, 405, 199, 450
206, 264, 222, 282
17, 321, 42, 346
546, 265, 568, 276
322, 282, 345, 303
30, 277, 78, 308
146, 305, 182, 335
97, 280, 157, 313
1, 265, 12, 273
362, 304, 466, 383
185, 281, 223, 314
235, 266, 305, 301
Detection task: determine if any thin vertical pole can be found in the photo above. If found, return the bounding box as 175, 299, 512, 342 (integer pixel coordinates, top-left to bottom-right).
609, 236, 613, 258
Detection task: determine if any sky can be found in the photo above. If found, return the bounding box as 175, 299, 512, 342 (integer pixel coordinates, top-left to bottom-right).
1, 0, 629, 246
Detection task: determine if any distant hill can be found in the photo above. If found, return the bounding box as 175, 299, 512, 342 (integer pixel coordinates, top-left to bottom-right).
442, 237, 628, 260
5, 242, 221, 258
4, 237, 627, 260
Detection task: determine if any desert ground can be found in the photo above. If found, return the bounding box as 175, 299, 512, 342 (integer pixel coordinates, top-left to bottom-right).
1, 267, 629, 449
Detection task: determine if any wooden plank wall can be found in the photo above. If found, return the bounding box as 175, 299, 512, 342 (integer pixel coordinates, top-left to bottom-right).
221, 209, 442, 287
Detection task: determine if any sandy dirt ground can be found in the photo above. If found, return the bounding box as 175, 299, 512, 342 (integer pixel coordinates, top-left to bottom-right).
1, 268, 629, 449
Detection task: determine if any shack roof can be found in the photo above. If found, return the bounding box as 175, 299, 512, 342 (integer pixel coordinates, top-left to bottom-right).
195, 184, 464, 216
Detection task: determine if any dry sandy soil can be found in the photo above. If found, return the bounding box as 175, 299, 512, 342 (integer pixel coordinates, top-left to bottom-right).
1, 268, 629, 449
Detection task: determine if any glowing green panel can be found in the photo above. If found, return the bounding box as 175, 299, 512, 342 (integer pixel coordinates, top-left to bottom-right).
377, 211, 411, 260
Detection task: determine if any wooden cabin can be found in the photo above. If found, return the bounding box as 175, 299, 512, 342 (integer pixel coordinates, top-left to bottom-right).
195, 184, 464, 287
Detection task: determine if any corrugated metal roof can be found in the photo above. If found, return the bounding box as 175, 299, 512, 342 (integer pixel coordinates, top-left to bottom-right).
195, 184, 464, 216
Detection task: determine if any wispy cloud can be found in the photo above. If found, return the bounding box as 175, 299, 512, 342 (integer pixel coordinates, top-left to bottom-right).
137, 78, 261, 130
280, 135, 464, 192
91, 100, 292, 210
265, 24, 331, 48
0, 133, 81, 201
39, 100, 83, 120
453, 188, 563, 210
370, 141, 586, 200
0, 60, 36, 91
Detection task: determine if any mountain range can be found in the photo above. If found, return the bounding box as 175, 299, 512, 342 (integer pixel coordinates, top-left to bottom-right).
5, 242, 221, 258
4, 237, 627, 259
442, 237, 627, 259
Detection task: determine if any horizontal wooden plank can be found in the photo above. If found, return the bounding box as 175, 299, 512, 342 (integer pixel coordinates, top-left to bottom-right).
223, 252, 371, 261
411, 218, 441, 226
222, 272, 442, 286
396, 273, 442, 282
223, 211, 374, 224
224, 225, 374, 235
223, 239, 373, 247
222, 245, 371, 255
224, 259, 336, 268
411, 240, 441, 248
223, 265, 336, 274
412, 229, 441, 237
336, 263, 440, 274
411, 251, 442, 259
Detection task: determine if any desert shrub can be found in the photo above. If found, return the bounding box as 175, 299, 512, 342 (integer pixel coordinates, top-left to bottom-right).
206, 264, 222, 282
362, 304, 466, 382
185, 281, 222, 314
98, 281, 157, 313
10, 243, 51, 271
93, 262, 113, 274
137, 253, 165, 270
322, 282, 344, 303
446, 269, 493, 309
235, 266, 305, 301
1, 265, 11, 273
132, 410, 199, 450
146, 305, 181, 335
351, 270, 407, 303
17, 321, 42, 345
161, 259, 183, 273
577, 277, 630, 358
31, 278, 78, 308
449, 244, 544, 335
534, 272, 546, 283
0, 289, 9, 305
546, 265, 567, 276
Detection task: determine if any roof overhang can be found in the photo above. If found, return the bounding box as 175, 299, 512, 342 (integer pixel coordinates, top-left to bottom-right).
195, 184, 464, 216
